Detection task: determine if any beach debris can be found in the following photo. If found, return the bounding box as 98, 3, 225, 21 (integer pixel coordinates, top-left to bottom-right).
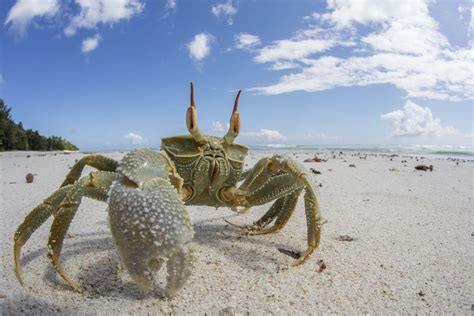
317, 259, 327, 272
25, 173, 34, 183
335, 235, 355, 242
278, 248, 301, 259
415, 165, 433, 172
310, 168, 321, 175
304, 156, 328, 163
348, 164, 356, 167
26, 155, 30, 158
418, 290, 425, 297
389, 168, 399, 172
318, 183, 323, 187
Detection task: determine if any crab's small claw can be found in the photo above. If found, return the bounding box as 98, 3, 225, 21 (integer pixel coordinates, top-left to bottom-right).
108, 176, 194, 297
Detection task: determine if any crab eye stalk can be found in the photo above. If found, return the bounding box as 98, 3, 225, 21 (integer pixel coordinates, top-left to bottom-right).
186, 82, 205, 143
223, 90, 242, 145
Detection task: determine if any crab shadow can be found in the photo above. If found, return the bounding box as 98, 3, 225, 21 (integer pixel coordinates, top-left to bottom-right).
0, 294, 78, 315
24, 214, 298, 300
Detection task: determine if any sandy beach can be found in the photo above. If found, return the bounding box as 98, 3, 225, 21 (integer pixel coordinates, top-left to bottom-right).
1, 150, 472, 314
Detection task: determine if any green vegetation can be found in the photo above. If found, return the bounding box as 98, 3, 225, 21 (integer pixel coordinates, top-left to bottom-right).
0, 99, 79, 151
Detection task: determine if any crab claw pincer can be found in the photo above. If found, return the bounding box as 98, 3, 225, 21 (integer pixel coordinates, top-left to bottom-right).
107, 151, 194, 297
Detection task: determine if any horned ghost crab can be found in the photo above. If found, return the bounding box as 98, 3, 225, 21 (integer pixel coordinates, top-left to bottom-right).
14, 82, 322, 297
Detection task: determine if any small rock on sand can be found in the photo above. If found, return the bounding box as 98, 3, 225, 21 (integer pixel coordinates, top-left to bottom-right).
415, 165, 433, 171
317, 259, 327, 272
336, 235, 355, 241
25, 173, 34, 183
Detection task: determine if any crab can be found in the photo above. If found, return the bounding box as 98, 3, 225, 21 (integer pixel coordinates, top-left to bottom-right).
13, 82, 322, 297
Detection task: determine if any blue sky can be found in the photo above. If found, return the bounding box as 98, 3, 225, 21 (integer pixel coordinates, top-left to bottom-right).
1, 0, 473, 151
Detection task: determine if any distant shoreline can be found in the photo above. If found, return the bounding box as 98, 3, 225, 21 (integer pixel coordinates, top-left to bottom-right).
3, 145, 471, 160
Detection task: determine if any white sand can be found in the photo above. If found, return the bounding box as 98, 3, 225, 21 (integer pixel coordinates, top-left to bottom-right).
1, 150, 473, 314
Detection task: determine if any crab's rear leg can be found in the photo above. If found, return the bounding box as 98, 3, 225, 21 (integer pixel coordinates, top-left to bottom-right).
14, 171, 121, 287
224, 155, 322, 266
60, 154, 118, 187
47, 171, 122, 289
14, 186, 71, 285
248, 188, 302, 236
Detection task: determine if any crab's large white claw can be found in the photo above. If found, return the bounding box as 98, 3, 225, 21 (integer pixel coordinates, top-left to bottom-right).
108, 177, 194, 297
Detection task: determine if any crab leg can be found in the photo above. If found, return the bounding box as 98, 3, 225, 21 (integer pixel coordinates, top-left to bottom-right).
60, 155, 118, 187
14, 171, 122, 287
14, 186, 71, 285
249, 188, 302, 235
224, 155, 322, 266
47, 172, 122, 289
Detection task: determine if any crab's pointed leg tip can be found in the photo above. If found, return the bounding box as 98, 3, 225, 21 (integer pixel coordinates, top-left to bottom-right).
223, 219, 242, 228
14, 243, 24, 286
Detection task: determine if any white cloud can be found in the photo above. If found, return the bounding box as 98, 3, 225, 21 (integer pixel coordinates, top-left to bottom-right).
163, 0, 177, 17
304, 133, 338, 141
81, 34, 102, 53
235, 33, 261, 50
211, 0, 237, 25
4, 0, 59, 35
166, 0, 176, 11
211, 121, 225, 132
255, 37, 338, 64
247, 0, 474, 102
124, 132, 146, 144
64, 0, 145, 36
242, 129, 287, 142
187, 33, 214, 61
381, 100, 458, 137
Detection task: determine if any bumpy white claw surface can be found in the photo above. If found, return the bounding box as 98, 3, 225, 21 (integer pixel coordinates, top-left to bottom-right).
108, 177, 194, 296
117, 149, 171, 187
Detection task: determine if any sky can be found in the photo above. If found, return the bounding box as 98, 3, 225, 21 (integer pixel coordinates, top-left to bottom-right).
1, 0, 473, 151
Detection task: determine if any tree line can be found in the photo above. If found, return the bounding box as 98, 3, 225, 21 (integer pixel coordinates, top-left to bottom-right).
0, 99, 79, 151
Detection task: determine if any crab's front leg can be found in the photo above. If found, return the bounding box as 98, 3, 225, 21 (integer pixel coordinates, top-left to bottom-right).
223, 155, 322, 266
107, 149, 194, 297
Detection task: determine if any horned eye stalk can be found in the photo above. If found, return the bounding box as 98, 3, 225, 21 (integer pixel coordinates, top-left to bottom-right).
223, 90, 241, 145
186, 82, 242, 145
186, 82, 205, 143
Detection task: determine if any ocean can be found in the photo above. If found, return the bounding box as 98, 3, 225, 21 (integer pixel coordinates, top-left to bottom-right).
249, 144, 474, 159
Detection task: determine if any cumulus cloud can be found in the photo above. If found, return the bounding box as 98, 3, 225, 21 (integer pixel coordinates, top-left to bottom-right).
124, 132, 146, 144
4, 0, 59, 35
187, 33, 214, 61
211, 0, 237, 25
81, 34, 102, 53
242, 129, 287, 142
235, 33, 261, 50
247, 0, 474, 102
381, 100, 458, 137
211, 121, 225, 132
64, 0, 145, 36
